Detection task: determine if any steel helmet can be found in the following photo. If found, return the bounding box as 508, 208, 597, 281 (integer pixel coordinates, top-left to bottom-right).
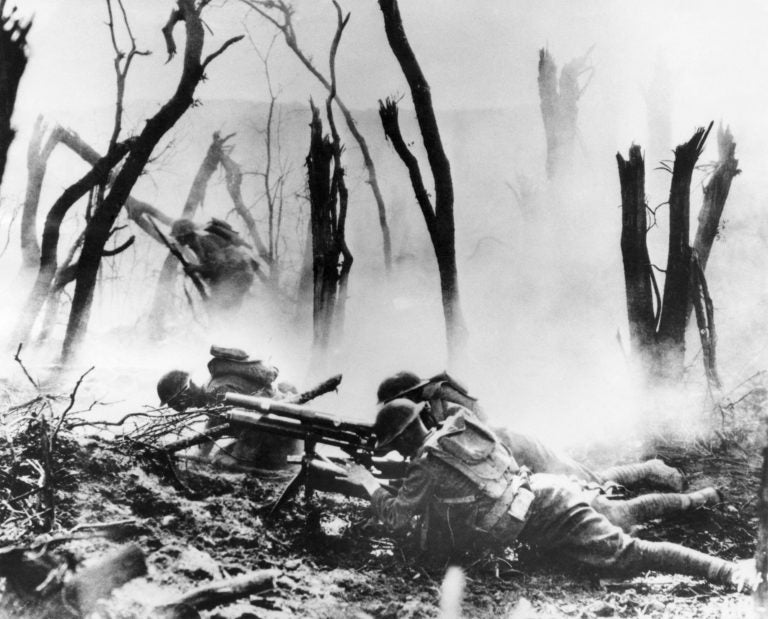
374, 398, 426, 450
170, 218, 197, 239
157, 370, 191, 406
376, 371, 426, 404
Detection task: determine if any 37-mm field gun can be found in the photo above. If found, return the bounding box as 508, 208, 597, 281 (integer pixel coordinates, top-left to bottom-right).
161, 386, 406, 513
221, 393, 405, 513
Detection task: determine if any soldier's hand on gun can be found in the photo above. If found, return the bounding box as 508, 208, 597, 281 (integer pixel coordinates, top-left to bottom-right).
343, 463, 380, 496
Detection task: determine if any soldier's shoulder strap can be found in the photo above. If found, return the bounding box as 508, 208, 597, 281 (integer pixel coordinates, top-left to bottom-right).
424, 410, 518, 500
427, 372, 471, 397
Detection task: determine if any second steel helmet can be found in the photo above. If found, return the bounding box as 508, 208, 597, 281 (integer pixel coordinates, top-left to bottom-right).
170, 218, 197, 240
376, 371, 427, 404
373, 398, 426, 450
157, 370, 191, 406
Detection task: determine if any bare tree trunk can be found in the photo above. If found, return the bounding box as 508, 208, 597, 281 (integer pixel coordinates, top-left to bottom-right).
757, 441, 768, 616
61, 1, 242, 363
690, 254, 720, 389
10, 144, 132, 350
377, 0, 468, 368
655, 124, 711, 381
616, 125, 713, 385
296, 217, 313, 319
20, 118, 65, 270
538, 48, 591, 180
307, 104, 338, 355
693, 124, 740, 272
11, 118, 179, 348
0, 3, 30, 189
616, 145, 656, 373
218, 143, 271, 260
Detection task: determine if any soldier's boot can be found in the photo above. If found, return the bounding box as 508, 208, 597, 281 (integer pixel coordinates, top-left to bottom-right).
592, 487, 721, 531
597, 459, 686, 492
621, 539, 739, 588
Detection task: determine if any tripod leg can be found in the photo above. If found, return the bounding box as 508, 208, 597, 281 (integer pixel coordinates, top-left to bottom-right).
269, 464, 306, 516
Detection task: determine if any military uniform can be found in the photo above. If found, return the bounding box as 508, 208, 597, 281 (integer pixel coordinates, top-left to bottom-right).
404, 374, 682, 491
369, 408, 736, 586
189, 233, 254, 312
201, 348, 300, 468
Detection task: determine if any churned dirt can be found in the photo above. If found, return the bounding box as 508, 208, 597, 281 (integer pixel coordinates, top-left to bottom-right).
0, 381, 766, 618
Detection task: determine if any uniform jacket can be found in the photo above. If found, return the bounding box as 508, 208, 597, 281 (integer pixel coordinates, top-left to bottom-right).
371, 406, 532, 550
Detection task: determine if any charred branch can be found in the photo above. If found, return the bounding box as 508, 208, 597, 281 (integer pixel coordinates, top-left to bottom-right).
0, 1, 30, 187
156, 570, 280, 614
305, 100, 352, 366
101, 234, 135, 257
757, 440, 768, 610
656, 123, 712, 377
693, 124, 740, 272
20, 118, 66, 269
161, 8, 183, 62
377, 0, 468, 367
616, 145, 655, 365
538, 47, 592, 179
378, 97, 437, 242
11, 140, 133, 350
690, 254, 720, 390
218, 142, 271, 260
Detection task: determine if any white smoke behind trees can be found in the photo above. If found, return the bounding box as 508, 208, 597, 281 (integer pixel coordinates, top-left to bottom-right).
1, 0, 767, 452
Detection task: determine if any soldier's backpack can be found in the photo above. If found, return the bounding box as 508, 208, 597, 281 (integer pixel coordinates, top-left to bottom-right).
424, 408, 519, 500
205, 218, 252, 249
206, 345, 279, 394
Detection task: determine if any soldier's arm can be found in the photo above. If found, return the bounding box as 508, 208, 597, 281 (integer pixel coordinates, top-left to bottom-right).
369, 460, 433, 533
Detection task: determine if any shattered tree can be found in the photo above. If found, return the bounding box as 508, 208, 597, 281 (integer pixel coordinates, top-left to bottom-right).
693, 125, 740, 272
306, 101, 352, 363
0, 1, 29, 189
377, 0, 468, 368
617, 122, 736, 386
61, 0, 242, 362
538, 47, 591, 180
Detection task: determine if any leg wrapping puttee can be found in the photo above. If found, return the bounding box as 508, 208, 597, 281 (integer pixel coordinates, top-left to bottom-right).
597, 459, 686, 492
621, 539, 734, 586
593, 487, 721, 530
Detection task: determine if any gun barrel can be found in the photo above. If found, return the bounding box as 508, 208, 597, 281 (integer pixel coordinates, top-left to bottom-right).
222, 411, 369, 451
223, 392, 372, 434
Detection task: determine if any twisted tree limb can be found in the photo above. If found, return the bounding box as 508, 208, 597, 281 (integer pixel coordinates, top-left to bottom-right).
377, 0, 468, 368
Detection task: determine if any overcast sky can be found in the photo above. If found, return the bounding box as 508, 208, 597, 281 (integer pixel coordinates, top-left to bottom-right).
15, 0, 768, 118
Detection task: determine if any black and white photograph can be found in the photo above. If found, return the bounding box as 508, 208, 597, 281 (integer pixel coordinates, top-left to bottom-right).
0, 1, 767, 616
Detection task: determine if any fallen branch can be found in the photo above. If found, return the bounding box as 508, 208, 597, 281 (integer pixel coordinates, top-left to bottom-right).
156, 569, 280, 613
14, 343, 39, 390
164, 422, 231, 453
